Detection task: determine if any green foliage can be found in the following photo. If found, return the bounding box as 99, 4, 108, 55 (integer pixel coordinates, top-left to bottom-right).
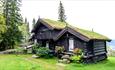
55, 46, 65, 53
70, 48, 83, 63
32, 43, 40, 53
0, 0, 3, 13
73, 48, 82, 55
0, 14, 6, 50
58, 1, 66, 22
70, 55, 82, 63
0, 0, 23, 50
18, 23, 30, 43
36, 47, 52, 58
3, 0, 23, 25
32, 18, 36, 29
0, 14, 6, 40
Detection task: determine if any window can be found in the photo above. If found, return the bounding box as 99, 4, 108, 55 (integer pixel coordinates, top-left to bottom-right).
34, 39, 37, 44
46, 42, 49, 48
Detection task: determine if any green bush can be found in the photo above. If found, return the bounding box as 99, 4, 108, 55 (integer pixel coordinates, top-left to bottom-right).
70, 55, 82, 62
70, 48, 83, 63
55, 46, 65, 53
36, 47, 52, 58
55, 46, 65, 58
73, 48, 82, 55
32, 43, 40, 54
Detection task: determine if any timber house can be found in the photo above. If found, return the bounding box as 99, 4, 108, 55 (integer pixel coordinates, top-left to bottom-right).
31, 18, 111, 62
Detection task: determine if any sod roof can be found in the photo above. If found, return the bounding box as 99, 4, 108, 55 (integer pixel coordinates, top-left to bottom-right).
41, 18, 110, 40
42, 19, 66, 29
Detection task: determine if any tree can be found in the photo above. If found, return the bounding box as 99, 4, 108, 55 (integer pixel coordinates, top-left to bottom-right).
0, 14, 6, 43
24, 17, 30, 39
58, 1, 66, 22
0, 0, 3, 13
26, 22, 30, 41
19, 18, 30, 43
19, 22, 30, 43
1, 0, 23, 50
32, 18, 36, 29
3, 0, 22, 25
24, 17, 28, 24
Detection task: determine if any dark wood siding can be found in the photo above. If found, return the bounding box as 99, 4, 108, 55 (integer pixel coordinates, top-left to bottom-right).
35, 23, 61, 39
37, 39, 55, 50
83, 40, 107, 63
85, 41, 93, 56
55, 32, 86, 52
74, 38, 86, 49
55, 33, 69, 51
93, 41, 106, 55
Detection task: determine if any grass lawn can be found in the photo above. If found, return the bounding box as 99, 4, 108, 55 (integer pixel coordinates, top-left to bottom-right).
0, 54, 115, 70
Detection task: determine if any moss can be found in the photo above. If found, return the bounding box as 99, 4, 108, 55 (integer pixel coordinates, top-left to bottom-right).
42, 18, 110, 40
74, 27, 109, 40
42, 19, 67, 29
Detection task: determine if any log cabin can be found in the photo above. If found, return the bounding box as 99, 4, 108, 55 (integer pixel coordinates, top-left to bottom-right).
31, 18, 111, 62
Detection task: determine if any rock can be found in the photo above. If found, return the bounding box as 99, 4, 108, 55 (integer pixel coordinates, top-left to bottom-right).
61, 55, 70, 59
67, 60, 70, 64
32, 55, 39, 58
58, 60, 63, 63
63, 59, 70, 64
58, 59, 70, 64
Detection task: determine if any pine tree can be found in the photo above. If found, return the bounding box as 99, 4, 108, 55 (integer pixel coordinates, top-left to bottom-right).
3, 0, 22, 25
1, 0, 23, 50
27, 22, 30, 35
0, 0, 3, 13
32, 18, 36, 28
19, 20, 30, 43
58, 1, 66, 22
0, 14, 6, 43
24, 17, 28, 24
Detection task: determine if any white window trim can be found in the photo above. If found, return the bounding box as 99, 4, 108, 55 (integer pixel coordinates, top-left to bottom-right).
69, 38, 74, 51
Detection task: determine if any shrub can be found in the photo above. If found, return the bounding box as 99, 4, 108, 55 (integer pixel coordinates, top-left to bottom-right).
32, 43, 40, 54
55, 46, 65, 58
55, 46, 65, 53
36, 47, 53, 58
73, 48, 82, 55
70, 55, 82, 63
70, 48, 83, 63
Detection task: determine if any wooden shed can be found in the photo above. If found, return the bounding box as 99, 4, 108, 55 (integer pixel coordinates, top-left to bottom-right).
31, 18, 111, 62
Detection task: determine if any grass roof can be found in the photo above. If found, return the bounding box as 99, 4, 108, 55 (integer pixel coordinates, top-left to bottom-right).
71, 26, 110, 40
42, 18, 110, 40
42, 19, 66, 29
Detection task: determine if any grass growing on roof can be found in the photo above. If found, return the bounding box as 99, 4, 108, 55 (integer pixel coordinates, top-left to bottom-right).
42, 18, 110, 40
43, 19, 67, 29
72, 26, 110, 40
